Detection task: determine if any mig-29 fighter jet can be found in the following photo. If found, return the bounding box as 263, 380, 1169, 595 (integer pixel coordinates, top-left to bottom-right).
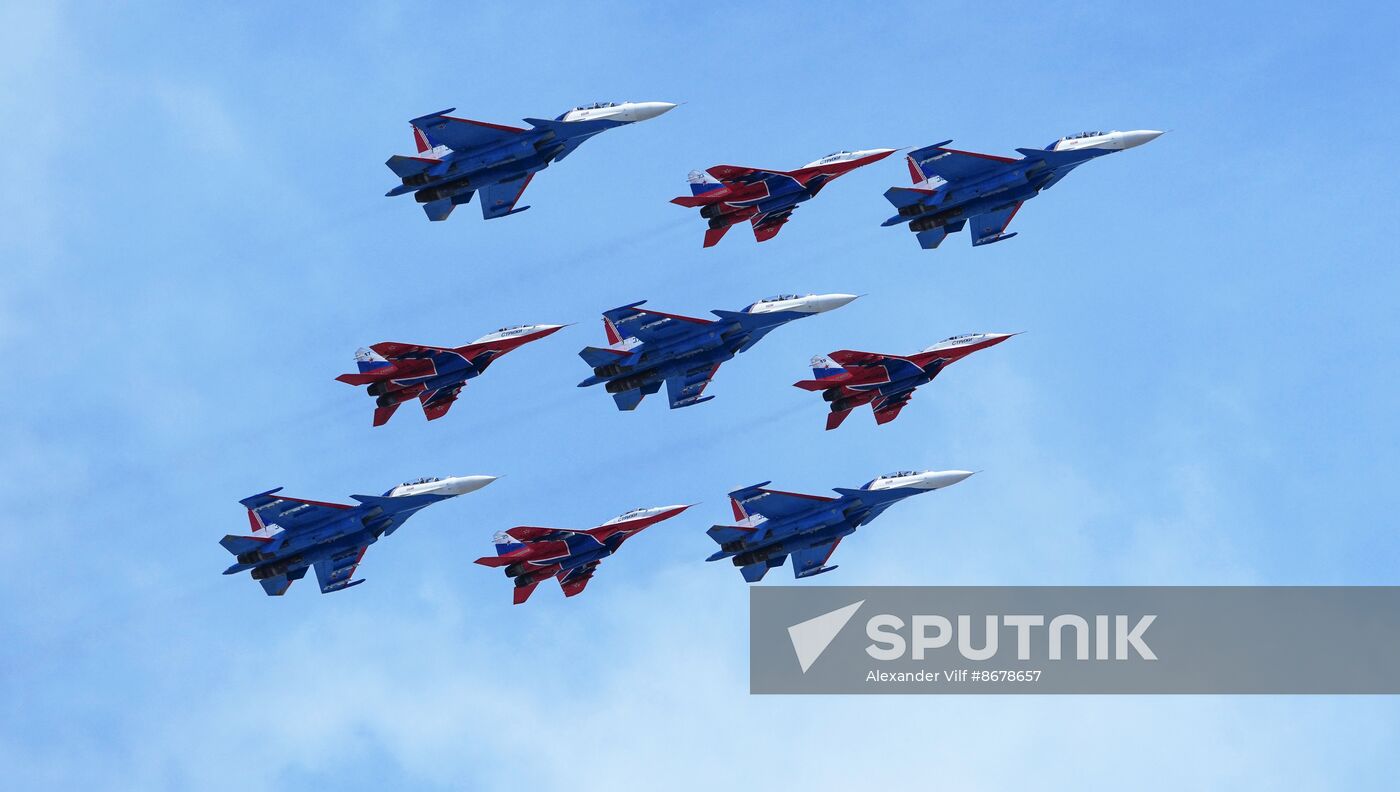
795, 332, 1017, 429
882, 130, 1164, 249
706, 471, 974, 582
386, 101, 676, 221
672, 148, 895, 247
578, 294, 859, 411
475, 505, 691, 604
337, 324, 566, 426
221, 475, 497, 596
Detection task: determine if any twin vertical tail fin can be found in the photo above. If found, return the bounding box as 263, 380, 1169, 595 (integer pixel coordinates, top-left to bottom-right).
373, 403, 401, 427
702, 225, 732, 248
825, 408, 853, 431
687, 169, 724, 196
793, 355, 848, 392
356, 348, 391, 374
810, 355, 846, 380
513, 580, 541, 605
492, 531, 526, 557
905, 141, 954, 183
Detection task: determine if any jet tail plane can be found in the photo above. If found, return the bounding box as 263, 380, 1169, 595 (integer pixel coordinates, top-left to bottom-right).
385, 154, 440, 180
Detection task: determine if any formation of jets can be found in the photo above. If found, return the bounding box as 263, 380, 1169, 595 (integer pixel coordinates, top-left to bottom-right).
221, 99, 1166, 600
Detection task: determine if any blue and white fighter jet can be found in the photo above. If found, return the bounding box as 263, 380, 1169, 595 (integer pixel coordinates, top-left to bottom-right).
706, 470, 974, 581
882, 130, 1164, 249
221, 475, 496, 595
577, 293, 859, 411
386, 101, 677, 221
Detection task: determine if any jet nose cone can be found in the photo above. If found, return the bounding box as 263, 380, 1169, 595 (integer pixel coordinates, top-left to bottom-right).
629, 101, 678, 121
802, 293, 860, 313
442, 475, 498, 495
917, 470, 975, 489
1120, 130, 1164, 149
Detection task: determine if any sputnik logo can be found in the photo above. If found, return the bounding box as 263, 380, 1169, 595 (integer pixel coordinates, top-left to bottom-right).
787, 600, 864, 673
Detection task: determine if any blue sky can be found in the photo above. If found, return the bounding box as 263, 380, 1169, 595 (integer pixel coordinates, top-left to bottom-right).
4, 1, 1400, 788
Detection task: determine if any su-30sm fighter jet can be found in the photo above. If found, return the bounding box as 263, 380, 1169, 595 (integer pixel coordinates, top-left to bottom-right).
221, 476, 497, 596
882, 130, 1164, 249
385, 101, 676, 221
795, 332, 1017, 429
475, 505, 691, 604
706, 471, 974, 582
671, 149, 895, 247
578, 294, 858, 411
336, 324, 566, 426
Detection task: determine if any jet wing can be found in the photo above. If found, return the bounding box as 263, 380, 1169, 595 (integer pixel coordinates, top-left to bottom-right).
706, 164, 796, 185
750, 207, 794, 243
828, 350, 910, 368
871, 392, 913, 425
411, 111, 526, 152
314, 545, 370, 593
969, 202, 1023, 246
419, 384, 463, 421
504, 525, 592, 542
603, 302, 713, 345
791, 538, 842, 579
480, 174, 535, 219
666, 364, 721, 408
556, 561, 601, 597
240, 489, 353, 534
370, 341, 455, 360
730, 485, 836, 521
906, 144, 1020, 183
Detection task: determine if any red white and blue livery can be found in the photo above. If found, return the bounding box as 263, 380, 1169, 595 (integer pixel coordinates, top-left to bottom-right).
578, 294, 858, 411
222, 475, 497, 596
475, 505, 691, 604
795, 332, 1017, 429
386, 101, 676, 221
337, 324, 565, 426
672, 148, 895, 247
883, 130, 1164, 249
706, 471, 974, 582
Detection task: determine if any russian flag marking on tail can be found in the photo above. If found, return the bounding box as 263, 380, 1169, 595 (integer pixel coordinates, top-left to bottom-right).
686, 169, 724, 196
492, 531, 525, 557
810, 355, 846, 380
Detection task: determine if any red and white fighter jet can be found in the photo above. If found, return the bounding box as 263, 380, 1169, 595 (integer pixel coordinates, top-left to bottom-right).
671, 148, 895, 247
475, 505, 691, 604
794, 332, 1017, 429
